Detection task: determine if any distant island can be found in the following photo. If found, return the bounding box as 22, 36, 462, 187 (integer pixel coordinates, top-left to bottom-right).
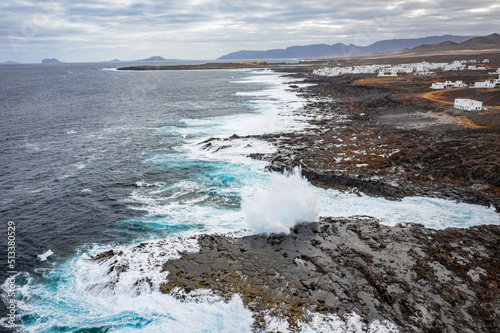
4, 61, 19, 64
137, 56, 172, 61
217, 34, 476, 60
41, 58, 63, 64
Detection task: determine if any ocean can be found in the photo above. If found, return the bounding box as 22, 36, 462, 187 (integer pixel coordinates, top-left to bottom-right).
0, 63, 498, 332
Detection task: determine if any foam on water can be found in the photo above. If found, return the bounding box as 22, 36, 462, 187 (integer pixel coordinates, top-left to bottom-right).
315, 187, 499, 229
264, 311, 399, 333
122, 71, 318, 237
37, 250, 54, 262
5, 238, 255, 332
174, 72, 313, 138
242, 168, 319, 234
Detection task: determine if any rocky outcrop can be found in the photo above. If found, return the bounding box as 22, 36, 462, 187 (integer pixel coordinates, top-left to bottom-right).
154, 217, 500, 332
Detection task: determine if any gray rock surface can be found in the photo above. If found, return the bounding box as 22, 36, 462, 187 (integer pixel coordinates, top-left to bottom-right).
150, 217, 499, 332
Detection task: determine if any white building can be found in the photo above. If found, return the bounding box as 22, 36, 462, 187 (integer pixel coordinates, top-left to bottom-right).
473, 77, 500, 88
378, 71, 397, 77
454, 99, 482, 111
414, 71, 436, 76
443, 61, 465, 71
313, 59, 482, 78
431, 81, 465, 89
474, 80, 493, 88
431, 82, 447, 89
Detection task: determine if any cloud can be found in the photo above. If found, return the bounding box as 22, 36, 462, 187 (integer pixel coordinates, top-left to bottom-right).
0, 0, 498, 62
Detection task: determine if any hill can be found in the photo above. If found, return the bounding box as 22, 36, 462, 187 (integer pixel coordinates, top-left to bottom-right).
406, 33, 500, 53
217, 35, 475, 60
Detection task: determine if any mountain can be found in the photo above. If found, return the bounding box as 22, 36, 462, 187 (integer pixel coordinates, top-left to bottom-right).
217, 35, 476, 60
405, 33, 500, 53
41, 58, 62, 64
363, 35, 475, 53
219, 43, 362, 60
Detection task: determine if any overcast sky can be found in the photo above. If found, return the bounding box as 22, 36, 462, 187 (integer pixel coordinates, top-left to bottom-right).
1, 0, 499, 63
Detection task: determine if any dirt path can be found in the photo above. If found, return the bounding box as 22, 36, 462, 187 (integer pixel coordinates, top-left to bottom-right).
421, 89, 500, 110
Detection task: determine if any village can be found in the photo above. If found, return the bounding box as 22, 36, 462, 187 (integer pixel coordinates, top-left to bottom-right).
312, 59, 491, 77
313, 59, 500, 111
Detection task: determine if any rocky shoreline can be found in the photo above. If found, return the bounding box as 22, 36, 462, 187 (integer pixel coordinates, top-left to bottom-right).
237, 70, 499, 210
94, 218, 500, 332
92, 67, 500, 332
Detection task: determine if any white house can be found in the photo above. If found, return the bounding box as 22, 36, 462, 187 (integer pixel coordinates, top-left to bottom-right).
454, 99, 482, 111
431, 81, 465, 89
414, 71, 436, 76
378, 71, 397, 77
473, 75, 500, 88
474, 80, 492, 88
431, 82, 446, 89
444, 61, 464, 71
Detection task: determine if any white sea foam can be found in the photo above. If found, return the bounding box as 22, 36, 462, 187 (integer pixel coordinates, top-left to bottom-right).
315, 188, 499, 229
6, 239, 255, 332
128, 70, 318, 238
81, 237, 200, 295
23, 142, 41, 151
264, 311, 399, 333
169, 73, 312, 139
37, 249, 54, 261
242, 168, 319, 234
75, 162, 86, 169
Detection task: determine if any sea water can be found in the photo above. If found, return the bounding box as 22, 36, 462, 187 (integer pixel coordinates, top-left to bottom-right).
0, 63, 498, 332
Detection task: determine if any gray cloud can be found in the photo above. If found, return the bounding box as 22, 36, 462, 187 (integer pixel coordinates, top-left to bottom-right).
0, 0, 498, 63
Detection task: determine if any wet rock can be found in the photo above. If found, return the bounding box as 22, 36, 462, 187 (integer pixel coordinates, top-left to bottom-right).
90, 250, 120, 262
157, 217, 500, 332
